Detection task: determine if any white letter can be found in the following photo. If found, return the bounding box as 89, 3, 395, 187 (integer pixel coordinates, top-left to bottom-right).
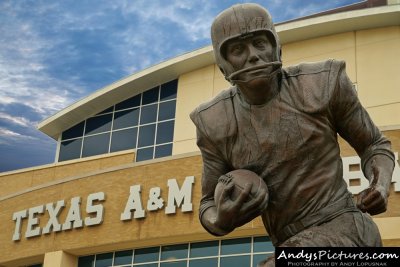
165, 176, 194, 214
342, 156, 369, 194
25, 205, 45, 238
147, 187, 164, 211
42, 200, 65, 234
12, 209, 27, 241
62, 197, 83, 230
276, 250, 287, 259
120, 185, 145, 220
85, 192, 105, 226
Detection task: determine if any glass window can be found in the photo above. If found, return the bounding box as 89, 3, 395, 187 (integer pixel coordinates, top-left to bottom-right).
253, 253, 271, 267
110, 128, 137, 153
138, 124, 156, 147
220, 255, 250, 267
253, 236, 274, 253
140, 104, 158, 125
136, 147, 154, 162
161, 244, 188, 261
189, 258, 218, 267
160, 80, 177, 101
221, 238, 251, 255
158, 100, 176, 121
134, 247, 159, 263
115, 94, 141, 111
85, 114, 112, 135
62, 121, 85, 140
160, 262, 186, 267
78, 255, 94, 267
113, 108, 139, 130
95, 252, 113, 267
59, 138, 82, 161
58, 80, 177, 162
156, 121, 174, 144
155, 144, 172, 159
114, 250, 133, 265
190, 240, 219, 258
142, 86, 159, 105
96, 106, 113, 115
78, 236, 271, 267
82, 133, 110, 157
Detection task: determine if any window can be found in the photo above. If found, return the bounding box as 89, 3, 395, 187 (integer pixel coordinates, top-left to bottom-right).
58, 79, 177, 162
77, 236, 274, 267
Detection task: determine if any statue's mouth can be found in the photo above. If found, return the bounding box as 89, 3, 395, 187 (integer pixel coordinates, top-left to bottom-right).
228, 61, 282, 84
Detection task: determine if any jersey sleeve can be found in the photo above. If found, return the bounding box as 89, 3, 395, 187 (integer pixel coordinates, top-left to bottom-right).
190, 109, 231, 232
328, 62, 395, 174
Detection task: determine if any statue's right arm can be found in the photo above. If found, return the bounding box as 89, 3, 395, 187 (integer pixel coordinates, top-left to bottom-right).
194, 124, 233, 235
195, 125, 269, 235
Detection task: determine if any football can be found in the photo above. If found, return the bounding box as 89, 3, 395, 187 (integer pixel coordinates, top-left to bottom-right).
214, 169, 268, 206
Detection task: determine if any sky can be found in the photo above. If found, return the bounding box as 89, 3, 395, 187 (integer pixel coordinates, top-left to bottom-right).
0, 0, 362, 173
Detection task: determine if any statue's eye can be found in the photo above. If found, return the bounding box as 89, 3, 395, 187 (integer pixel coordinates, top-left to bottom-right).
254, 39, 267, 48
229, 44, 244, 55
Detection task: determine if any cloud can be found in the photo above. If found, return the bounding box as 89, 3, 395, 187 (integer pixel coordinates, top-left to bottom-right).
0, 3, 86, 121
119, 0, 214, 41
0, 127, 37, 144
0, 112, 31, 127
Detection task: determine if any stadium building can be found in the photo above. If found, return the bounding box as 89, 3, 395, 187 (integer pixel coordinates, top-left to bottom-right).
0, 1, 399, 266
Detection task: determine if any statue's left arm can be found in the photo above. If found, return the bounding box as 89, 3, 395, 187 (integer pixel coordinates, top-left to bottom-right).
329, 61, 395, 215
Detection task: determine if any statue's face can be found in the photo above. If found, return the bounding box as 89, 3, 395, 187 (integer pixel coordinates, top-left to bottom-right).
224, 32, 274, 74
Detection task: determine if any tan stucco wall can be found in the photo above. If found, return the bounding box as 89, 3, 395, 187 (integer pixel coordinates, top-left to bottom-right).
43, 251, 77, 267
282, 31, 357, 81
0, 150, 135, 198
172, 26, 400, 156
356, 26, 400, 126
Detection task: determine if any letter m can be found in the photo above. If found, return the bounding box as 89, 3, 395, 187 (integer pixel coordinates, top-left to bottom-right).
165, 176, 195, 214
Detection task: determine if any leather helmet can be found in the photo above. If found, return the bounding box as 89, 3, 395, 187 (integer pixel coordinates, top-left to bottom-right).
211, 3, 281, 83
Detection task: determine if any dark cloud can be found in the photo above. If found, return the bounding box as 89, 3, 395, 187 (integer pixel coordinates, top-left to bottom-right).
0, 102, 43, 122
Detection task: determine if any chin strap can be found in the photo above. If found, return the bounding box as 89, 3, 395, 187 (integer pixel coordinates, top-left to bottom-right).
228, 61, 282, 84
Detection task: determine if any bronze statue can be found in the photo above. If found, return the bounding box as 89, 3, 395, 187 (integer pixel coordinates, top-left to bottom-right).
190, 3, 395, 267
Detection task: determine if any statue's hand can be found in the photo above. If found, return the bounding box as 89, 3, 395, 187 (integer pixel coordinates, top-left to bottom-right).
356, 184, 388, 215
356, 159, 390, 215
214, 181, 269, 233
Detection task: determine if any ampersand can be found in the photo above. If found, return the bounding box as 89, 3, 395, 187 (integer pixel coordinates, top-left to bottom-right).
147, 187, 164, 211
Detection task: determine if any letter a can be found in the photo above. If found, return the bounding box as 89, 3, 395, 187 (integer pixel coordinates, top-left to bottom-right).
120, 185, 145, 220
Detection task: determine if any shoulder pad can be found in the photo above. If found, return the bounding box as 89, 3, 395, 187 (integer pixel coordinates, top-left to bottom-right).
282, 59, 346, 113
190, 87, 237, 141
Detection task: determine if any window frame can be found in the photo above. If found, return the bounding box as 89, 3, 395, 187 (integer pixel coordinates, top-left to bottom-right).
57, 80, 177, 163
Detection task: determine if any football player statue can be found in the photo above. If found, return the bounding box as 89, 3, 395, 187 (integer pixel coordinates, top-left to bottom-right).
190, 3, 395, 267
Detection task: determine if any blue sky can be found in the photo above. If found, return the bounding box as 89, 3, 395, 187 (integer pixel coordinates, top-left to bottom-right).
0, 0, 361, 172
